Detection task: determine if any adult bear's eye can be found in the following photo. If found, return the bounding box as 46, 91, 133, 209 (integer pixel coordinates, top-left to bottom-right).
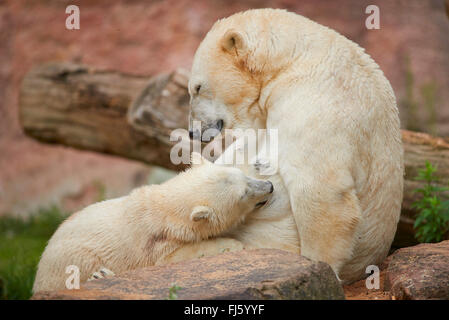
195, 84, 201, 94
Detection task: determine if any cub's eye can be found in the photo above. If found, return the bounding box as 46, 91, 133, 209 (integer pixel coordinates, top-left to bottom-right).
195, 84, 202, 94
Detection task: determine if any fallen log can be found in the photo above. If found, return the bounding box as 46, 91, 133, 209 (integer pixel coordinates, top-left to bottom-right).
19, 62, 449, 247
398, 130, 449, 246
19, 62, 190, 170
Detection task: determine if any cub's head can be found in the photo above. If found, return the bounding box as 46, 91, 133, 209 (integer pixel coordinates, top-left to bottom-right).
187, 152, 273, 237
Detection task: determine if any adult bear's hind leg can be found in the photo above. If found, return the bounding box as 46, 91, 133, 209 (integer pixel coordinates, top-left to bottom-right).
283, 169, 362, 280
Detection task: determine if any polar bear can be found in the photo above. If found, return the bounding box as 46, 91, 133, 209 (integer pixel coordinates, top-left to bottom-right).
188, 8, 404, 283
32, 153, 273, 293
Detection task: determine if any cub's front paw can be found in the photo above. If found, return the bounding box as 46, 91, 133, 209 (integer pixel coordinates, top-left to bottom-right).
87, 268, 115, 282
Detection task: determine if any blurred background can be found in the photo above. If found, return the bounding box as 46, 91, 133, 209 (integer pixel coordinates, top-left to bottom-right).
0, 0, 448, 299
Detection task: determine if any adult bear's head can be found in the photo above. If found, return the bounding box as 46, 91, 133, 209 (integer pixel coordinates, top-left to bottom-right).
188, 9, 317, 142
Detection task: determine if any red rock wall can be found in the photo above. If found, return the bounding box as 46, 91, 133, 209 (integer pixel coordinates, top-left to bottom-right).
0, 0, 448, 216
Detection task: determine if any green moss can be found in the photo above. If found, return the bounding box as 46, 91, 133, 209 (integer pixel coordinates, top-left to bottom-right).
167, 284, 182, 300
401, 57, 440, 135
402, 57, 421, 132
421, 82, 438, 136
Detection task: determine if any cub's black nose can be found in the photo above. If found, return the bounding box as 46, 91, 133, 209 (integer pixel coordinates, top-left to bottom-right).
269, 181, 274, 193
189, 130, 194, 139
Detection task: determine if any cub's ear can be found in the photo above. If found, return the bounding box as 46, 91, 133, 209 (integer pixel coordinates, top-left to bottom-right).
190, 152, 212, 167
221, 29, 246, 55
190, 206, 213, 222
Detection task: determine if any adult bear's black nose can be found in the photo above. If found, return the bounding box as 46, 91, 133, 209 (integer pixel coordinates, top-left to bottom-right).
189, 130, 194, 139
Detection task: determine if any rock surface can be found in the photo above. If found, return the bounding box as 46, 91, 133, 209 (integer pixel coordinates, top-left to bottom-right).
385, 240, 449, 300
32, 249, 345, 300
343, 257, 391, 300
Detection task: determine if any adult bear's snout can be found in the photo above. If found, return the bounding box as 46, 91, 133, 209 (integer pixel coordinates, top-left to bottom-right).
269, 181, 274, 193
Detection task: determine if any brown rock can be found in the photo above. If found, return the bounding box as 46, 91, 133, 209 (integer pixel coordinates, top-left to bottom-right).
344, 257, 392, 300
32, 249, 345, 300
385, 240, 449, 299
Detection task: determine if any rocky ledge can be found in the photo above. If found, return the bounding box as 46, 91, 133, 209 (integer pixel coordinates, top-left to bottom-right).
344, 240, 449, 300
385, 240, 449, 300
32, 241, 449, 300
32, 249, 344, 300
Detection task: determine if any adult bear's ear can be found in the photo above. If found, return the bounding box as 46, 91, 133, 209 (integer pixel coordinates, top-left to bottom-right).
190, 206, 213, 222
191, 152, 212, 167
221, 29, 247, 55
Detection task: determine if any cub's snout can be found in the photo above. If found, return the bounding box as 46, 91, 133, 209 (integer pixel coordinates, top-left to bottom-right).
247, 177, 273, 194
246, 177, 273, 209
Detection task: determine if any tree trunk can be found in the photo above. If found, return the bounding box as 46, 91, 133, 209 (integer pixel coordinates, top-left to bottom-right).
19, 62, 449, 247
19, 62, 190, 171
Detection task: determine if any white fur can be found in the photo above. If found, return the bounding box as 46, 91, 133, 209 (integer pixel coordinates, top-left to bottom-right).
189, 9, 404, 283
214, 133, 300, 254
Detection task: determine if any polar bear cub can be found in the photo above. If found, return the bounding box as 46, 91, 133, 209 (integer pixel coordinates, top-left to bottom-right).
32, 153, 273, 293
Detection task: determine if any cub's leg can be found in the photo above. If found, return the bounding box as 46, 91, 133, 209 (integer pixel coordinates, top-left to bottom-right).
155, 238, 244, 266
33, 243, 107, 293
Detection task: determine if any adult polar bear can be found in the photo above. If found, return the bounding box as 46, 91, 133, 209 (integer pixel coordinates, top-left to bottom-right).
188, 9, 403, 282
